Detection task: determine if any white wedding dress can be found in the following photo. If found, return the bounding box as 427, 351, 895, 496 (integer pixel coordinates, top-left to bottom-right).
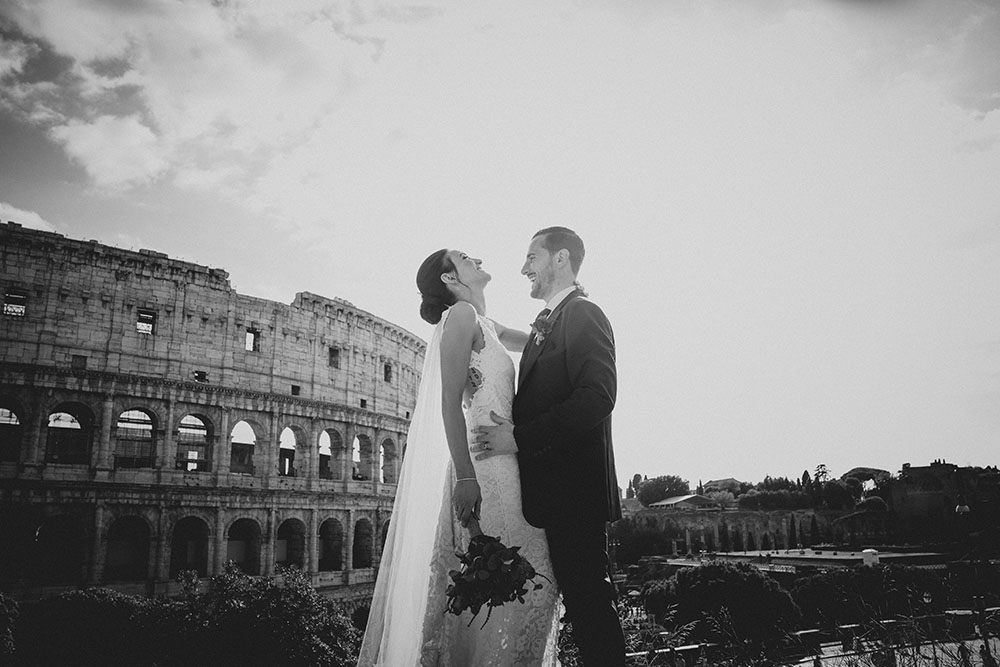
359, 307, 560, 667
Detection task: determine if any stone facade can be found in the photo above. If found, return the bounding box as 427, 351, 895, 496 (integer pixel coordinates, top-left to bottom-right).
0, 222, 424, 604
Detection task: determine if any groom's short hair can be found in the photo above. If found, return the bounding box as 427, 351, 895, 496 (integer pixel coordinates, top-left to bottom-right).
533, 227, 585, 275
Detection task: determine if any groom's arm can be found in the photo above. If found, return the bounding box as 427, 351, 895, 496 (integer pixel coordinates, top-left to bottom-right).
512, 299, 617, 459
490, 319, 530, 352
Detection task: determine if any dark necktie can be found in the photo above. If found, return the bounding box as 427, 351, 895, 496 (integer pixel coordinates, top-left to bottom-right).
536, 308, 551, 321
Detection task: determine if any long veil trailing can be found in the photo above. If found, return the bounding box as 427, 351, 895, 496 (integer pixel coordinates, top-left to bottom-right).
357, 311, 453, 666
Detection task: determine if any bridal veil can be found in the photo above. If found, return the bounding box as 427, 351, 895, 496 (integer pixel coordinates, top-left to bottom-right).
357, 312, 452, 666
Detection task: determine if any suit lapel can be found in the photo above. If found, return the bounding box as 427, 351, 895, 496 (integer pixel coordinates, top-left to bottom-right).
517, 289, 582, 391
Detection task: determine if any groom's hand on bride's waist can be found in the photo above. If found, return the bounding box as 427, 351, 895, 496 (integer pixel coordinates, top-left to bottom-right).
471, 411, 518, 460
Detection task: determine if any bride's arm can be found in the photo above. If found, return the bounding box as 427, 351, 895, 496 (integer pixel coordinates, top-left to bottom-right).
490, 319, 529, 352
440, 302, 482, 531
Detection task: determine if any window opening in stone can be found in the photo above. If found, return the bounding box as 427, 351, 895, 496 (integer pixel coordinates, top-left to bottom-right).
353, 519, 373, 568
278, 427, 296, 477
275, 519, 305, 568
318, 519, 343, 571
46, 409, 91, 464
71, 354, 87, 370
380, 439, 397, 484
2, 290, 27, 317
230, 421, 256, 474
226, 518, 261, 574
290, 384, 301, 396
0, 406, 22, 462
383, 363, 392, 383
359, 398, 367, 409
136, 308, 156, 335
114, 409, 156, 469
319, 429, 342, 480
193, 370, 208, 383
104, 516, 150, 581
245, 328, 260, 352
328, 347, 340, 368
177, 414, 211, 472
169, 516, 209, 577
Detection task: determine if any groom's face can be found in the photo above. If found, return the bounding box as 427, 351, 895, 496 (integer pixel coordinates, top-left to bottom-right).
521, 236, 555, 301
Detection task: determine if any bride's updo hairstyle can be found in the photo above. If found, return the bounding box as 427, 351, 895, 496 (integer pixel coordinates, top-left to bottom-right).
416, 249, 457, 324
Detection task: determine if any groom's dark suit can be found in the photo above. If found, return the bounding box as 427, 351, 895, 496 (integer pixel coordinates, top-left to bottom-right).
513, 288, 624, 666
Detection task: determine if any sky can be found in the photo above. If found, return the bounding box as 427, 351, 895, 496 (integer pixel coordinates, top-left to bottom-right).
2, 0, 999, 490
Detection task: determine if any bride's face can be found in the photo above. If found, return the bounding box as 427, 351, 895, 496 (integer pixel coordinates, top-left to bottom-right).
445, 250, 491, 290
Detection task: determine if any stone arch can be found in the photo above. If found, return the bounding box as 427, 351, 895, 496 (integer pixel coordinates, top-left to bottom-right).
353, 518, 373, 568
352, 434, 374, 481
379, 438, 398, 484
45, 402, 95, 465
32, 514, 86, 583
170, 515, 210, 578
226, 517, 262, 574
761, 532, 773, 551
176, 413, 213, 472
276, 518, 306, 568
278, 424, 306, 477
0, 400, 24, 462
104, 515, 151, 581
318, 428, 344, 480
318, 518, 344, 571
114, 408, 157, 469
229, 420, 263, 475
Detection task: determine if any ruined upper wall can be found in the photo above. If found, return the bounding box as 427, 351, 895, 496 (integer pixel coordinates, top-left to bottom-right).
0, 222, 425, 420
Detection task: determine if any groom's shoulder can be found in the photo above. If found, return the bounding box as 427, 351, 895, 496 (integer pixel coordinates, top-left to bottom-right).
564, 293, 611, 324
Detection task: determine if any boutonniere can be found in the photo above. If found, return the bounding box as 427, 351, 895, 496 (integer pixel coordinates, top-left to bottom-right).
529, 313, 556, 346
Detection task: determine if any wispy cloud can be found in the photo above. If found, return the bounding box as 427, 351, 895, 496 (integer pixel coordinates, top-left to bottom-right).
0, 201, 58, 231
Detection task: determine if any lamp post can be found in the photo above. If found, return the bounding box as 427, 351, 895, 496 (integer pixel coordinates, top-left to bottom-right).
923, 592, 938, 667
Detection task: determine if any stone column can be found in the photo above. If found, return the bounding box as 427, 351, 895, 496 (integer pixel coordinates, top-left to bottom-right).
684, 528, 691, 554
343, 423, 356, 484
24, 407, 44, 465
263, 507, 276, 576
90, 502, 106, 585
155, 506, 170, 584
305, 419, 321, 485
96, 395, 114, 469
213, 509, 227, 575
215, 408, 230, 478
307, 508, 318, 574
345, 509, 355, 574
160, 399, 175, 470
263, 409, 279, 484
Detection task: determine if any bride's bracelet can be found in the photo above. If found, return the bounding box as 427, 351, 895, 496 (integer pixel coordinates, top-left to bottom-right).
456, 477, 478, 483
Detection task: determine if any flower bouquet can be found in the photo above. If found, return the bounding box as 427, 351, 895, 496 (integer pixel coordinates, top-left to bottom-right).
445, 532, 550, 628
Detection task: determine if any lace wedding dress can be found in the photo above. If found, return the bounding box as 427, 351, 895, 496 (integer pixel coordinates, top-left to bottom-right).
358, 308, 560, 667
419, 313, 561, 666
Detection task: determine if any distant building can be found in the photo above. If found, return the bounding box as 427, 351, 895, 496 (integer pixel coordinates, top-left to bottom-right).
703, 478, 742, 494
0, 222, 423, 605
649, 494, 716, 510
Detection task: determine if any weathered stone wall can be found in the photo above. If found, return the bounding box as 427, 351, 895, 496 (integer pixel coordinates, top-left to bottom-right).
0, 222, 424, 603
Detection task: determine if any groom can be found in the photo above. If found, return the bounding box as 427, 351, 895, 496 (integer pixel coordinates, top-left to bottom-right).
474, 227, 625, 666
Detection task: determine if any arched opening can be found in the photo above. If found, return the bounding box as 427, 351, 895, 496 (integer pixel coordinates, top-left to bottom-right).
105, 516, 150, 581
746, 532, 757, 551
226, 518, 262, 574
46, 404, 93, 464
352, 435, 373, 481
32, 515, 85, 583
177, 414, 212, 472
733, 529, 744, 552
352, 519, 373, 568
318, 519, 343, 571
278, 427, 296, 477
170, 516, 209, 578
719, 523, 731, 552
0, 405, 23, 462
319, 429, 343, 480
275, 519, 305, 569
114, 409, 156, 469
380, 439, 397, 484
761, 532, 773, 551
229, 421, 256, 475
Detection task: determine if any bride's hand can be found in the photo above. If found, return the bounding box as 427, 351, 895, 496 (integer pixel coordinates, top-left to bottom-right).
454, 478, 482, 528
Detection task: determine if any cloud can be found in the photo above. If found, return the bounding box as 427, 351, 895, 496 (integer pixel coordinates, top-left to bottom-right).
50, 114, 167, 189
0, 201, 58, 231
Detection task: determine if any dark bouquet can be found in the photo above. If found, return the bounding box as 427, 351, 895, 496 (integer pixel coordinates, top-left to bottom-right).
445, 533, 550, 628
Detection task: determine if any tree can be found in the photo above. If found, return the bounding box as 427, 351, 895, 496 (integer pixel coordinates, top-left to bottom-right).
637, 475, 691, 507
814, 464, 830, 483
642, 561, 800, 653
822, 480, 854, 510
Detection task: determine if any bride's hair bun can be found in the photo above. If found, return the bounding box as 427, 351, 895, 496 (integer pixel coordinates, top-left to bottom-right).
416, 249, 457, 324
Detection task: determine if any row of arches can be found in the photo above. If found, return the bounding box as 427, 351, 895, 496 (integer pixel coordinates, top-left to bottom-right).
639, 513, 831, 555
0, 403, 400, 483
1, 511, 388, 586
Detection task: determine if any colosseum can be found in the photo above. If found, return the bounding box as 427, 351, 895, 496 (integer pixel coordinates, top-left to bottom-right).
0, 221, 424, 605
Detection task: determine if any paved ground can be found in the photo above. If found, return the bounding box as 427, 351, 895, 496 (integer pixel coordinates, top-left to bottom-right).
791, 637, 1000, 667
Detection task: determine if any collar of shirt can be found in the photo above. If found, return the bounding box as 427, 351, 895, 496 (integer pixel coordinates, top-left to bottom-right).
544, 285, 578, 313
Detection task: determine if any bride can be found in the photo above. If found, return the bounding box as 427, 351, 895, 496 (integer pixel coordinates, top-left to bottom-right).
357, 249, 561, 666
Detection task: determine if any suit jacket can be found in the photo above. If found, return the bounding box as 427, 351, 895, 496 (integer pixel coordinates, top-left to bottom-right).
513, 289, 622, 528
